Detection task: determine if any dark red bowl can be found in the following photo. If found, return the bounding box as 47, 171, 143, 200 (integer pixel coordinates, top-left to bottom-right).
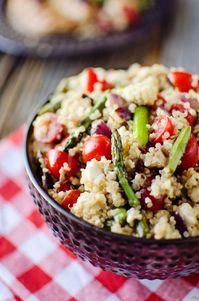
25, 102, 199, 280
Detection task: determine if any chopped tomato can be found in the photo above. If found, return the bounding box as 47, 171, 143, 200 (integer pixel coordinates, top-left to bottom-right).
170, 71, 193, 92
179, 134, 198, 171
86, 68, 98, 92
100, 80, 113, 91
56, 181, 71, 193
61, 190, 80, 209
123, 5, 139, 24
170, 104, 196, 126
82, 135, 112, 163
46, 149, 79, 179
151, 115, 174, 144
150, 95, 166, 110
86, 68, 113, 92
157, 95, 166, 107
34, 113, 63, 143
139, 188, 165, 212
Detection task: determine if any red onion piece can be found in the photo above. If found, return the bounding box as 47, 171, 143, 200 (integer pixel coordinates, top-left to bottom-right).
128, 159, 145, 180
181, 93, 199, 110
97, 14, 113, 33
172, 212, 187, 236
95, 122, 112, 139
109, 93, 127, 107
115, 107, 132, 121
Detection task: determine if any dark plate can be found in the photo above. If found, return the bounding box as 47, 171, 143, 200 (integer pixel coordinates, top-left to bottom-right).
0, 0, 171, 57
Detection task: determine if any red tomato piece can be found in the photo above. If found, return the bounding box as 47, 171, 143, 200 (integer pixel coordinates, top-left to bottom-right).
170, 71, 193, 92
123, 5, 139, 24
179, 134, 198, 171
61, 190, 80, 209
150, 95, 166, 111
46, 149, 79, 179
139, 188, 165, 212
150, 95, 166, 110
86, 68, 113, 92
56, 181, 71, 193
86, 68, 98, 92
82, 135, 112, 163
34, 113, 63, 144
100, 80, 113, 91
170, 104, 196, 126
156, 95, 166, 107
151, 115, 174, 144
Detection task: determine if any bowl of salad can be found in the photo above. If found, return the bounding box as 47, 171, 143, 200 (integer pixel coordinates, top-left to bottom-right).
0, 0, 172, 57
25, 64, 199, 279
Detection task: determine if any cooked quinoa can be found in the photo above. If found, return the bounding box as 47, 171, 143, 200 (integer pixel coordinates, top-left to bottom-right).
30, 64, 199, 239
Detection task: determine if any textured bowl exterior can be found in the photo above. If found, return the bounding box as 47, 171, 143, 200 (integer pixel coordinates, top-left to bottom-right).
0, 0, 172, 57
25, 121, 199, 280
27, 178, 199, 279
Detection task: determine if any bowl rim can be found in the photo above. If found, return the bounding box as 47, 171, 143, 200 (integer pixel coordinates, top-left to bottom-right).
24, 98, 199, 246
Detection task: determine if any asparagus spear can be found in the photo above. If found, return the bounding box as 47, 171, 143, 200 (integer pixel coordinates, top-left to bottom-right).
63, 131, 84, 152
112, 130, 150, 237
105, 208, 127, 230
38, 100, 62, 115
136, 214, 149, 238
112, 130, 140, 207
133, 106, 149, 146
168, 126, 191, 173
112, 208, 127, 224
63, 95, 107, 152
105, 220, 114, 229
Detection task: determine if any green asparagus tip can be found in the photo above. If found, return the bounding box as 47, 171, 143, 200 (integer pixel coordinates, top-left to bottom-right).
136, 215, 149, 238
112, 208, 127, 224
105, 219, 114, 229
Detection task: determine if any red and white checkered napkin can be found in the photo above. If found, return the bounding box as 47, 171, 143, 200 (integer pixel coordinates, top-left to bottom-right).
0, 128, 199, 301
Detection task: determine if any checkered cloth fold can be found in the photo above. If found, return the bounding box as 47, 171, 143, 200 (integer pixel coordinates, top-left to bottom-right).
0, 128, 199, 301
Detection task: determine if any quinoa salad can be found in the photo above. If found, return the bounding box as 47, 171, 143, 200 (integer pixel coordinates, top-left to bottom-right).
7, 0, 153, 38
30, 64, 199, 239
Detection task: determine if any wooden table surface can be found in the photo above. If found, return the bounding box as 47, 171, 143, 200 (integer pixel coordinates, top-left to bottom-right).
0, 0, 198, 139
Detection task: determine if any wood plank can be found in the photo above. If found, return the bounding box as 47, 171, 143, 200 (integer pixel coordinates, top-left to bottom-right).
161, 0, 199, 72
0, 54, 18, 92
